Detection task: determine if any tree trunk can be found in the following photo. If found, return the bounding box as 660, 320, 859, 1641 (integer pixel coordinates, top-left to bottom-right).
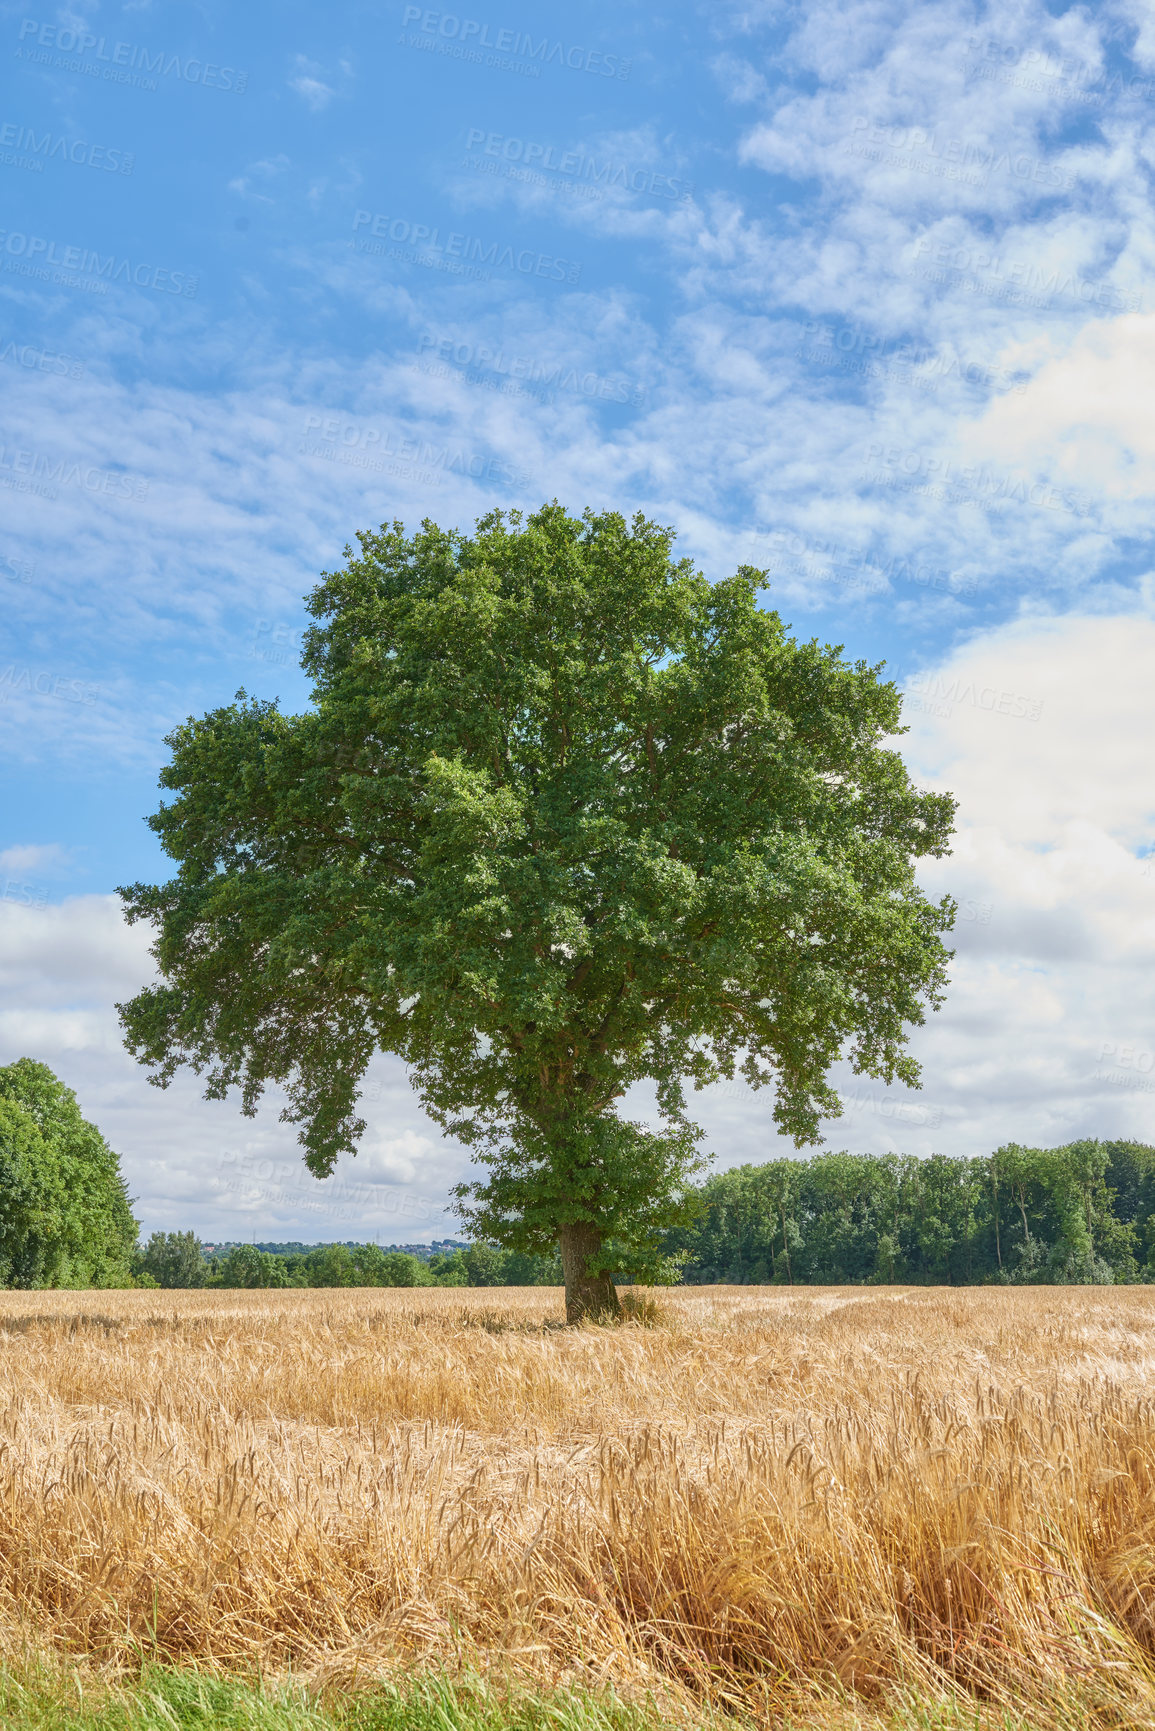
558, 1221, 620, 1324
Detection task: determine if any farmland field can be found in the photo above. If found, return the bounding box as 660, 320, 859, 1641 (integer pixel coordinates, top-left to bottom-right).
3, 1285, 1155, 1729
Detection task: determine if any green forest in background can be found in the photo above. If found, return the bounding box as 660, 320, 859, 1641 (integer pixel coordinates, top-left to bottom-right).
3, 1059, 1155, 1289
667, 1142, 1155, 1286
144, 1142, 1155, 1290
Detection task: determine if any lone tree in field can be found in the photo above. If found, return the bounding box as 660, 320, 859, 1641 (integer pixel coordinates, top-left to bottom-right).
118, 505, 955, 1322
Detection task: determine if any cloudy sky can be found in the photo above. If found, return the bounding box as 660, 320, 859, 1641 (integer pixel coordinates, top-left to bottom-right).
2, 0, 1154, 1243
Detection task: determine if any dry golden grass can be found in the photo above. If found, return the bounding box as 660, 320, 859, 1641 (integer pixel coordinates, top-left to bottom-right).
3, 1283, 1155, 1727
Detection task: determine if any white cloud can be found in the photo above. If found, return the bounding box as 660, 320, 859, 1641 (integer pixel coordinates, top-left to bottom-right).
0, 843, 70, 875
289, 57, 336, 111
902, 614, 1155, 847
711, 53, 769, 104
964, 311, 1155, 501
891, 613, 1155, 1150
229, 155, 293, 202
2, 258, 1145, 795
290, 75, 335, 111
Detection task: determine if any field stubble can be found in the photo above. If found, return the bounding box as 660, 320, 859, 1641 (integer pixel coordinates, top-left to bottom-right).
2, 1284, 1155, 1727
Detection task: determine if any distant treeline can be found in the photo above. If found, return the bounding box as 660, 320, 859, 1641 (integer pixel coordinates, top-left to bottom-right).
664, 1143, 1155, 1286
134, 1235, 562, 1290
139, 1142, 1155, 1290
3, 1056, 1155, 1289
208, 1239, 470, 1260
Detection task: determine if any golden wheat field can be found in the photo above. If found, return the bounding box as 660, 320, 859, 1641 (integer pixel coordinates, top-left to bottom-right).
4, 1283, 1155, 1727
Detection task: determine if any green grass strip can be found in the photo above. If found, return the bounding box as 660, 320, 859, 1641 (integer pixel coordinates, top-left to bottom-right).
0, 1662, 679, 1731
0, 1657, 1095, 1731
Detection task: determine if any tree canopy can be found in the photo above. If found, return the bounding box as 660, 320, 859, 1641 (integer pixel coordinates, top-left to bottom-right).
118, 504, 956, 1320
0, 1058, 138, 1288
667, 1141, 1154, 1286
138, 1229, 208, 1288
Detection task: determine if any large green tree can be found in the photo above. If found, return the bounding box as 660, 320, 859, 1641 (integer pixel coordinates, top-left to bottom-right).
117, 505, 955, 1321
0, 1058, 138, 1288
138, 1229, 208, 1288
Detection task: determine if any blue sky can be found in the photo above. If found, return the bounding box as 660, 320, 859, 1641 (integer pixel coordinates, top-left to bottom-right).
3, 0, 1155, 1243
